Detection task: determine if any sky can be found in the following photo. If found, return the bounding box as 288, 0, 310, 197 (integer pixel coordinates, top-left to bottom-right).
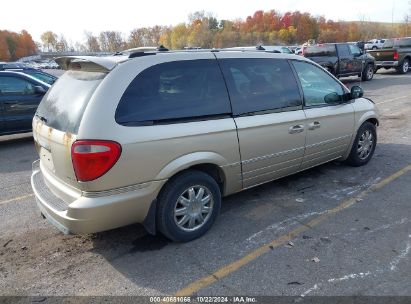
1, 0, 409, 43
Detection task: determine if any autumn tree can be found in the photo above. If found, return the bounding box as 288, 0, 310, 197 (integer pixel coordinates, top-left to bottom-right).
56, 35, 69, 52
170, 24, 189, 49
99, 31, 124, 52
84, 31, 101, 52
40, 31, 58, 51
128, 26, 166, 48
0, 30, 37, 61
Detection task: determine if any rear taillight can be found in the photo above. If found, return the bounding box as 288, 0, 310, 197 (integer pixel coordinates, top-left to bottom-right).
393, 51, 399, 60
71, 140, 121, 182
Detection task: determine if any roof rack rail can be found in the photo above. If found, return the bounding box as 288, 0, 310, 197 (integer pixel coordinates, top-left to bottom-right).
127, 45, 169, 58
157, 45, 169, 51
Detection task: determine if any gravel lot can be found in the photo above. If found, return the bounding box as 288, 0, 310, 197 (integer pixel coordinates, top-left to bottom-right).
0, 69, 410, 299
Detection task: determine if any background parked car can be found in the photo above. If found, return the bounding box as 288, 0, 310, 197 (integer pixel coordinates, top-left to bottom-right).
15, 70, 57, 85
0, 62, 32, 70
260, 45, 293, 54
364, 39, 386, 50
303, 43, 375, 81
368, 37, 411, 74
0, 71, 50, 135
1, 64, 57, 85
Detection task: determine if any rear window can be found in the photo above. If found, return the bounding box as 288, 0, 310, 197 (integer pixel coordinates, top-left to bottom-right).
382, 39, 394, 48
304, 45, 336, 57
36, 71, 105, 134
115, 59, 231, 125
395, 38, 411, 48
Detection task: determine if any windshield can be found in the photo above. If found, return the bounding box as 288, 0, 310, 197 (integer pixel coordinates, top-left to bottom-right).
36, 70, 105, 134
27, 71, 57, 85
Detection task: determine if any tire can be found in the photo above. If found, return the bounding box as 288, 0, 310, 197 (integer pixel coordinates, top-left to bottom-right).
372, 46, 377, 50
361, 64, 374, 81
345, 122, 377, 167
396, 58, 409, 74
156, 170, 221, 242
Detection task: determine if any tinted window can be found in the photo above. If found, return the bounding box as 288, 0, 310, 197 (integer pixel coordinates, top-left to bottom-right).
396, 38, 411, 48
115, 60, 231, 125
281, 47, 292, 54
219, 58, 302, 115
336, 44, 351, 57
304, 45, 337, 57
0, 76, 35, 95
36, 71, 105, 134
348, 44, 361, 56
27, 71, 56, 85
291, 61, 344, 107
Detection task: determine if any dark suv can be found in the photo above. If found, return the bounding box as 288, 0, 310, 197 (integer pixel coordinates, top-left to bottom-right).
304, 43, 376, 81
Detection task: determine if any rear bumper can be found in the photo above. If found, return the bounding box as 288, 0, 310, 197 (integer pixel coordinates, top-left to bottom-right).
375, 61, 398, 68
31, 160, 165, 234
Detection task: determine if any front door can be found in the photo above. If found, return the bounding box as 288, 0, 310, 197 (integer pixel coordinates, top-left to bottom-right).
216, 53, 307, 188
336, 44, 362, 75
291, 60, 355, 170
0, 75, 43, 134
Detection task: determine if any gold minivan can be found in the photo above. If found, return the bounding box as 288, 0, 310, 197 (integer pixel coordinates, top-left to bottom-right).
31, 49, 379, 242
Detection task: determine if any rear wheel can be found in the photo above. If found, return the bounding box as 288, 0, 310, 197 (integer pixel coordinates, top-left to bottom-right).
156, 170, 221, 242
396, 58, 409, 74
361, 64, 374, 81
345, 122, 377, 167
372, 46, 378, 50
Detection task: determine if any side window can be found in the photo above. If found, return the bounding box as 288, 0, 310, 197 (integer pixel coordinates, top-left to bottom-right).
0, 76, 35, 95
115, 59, 231, 125
291, 61, 344, 107
336, 44, 351, 57
219, 58, 302, 115
348, 44, 361, 56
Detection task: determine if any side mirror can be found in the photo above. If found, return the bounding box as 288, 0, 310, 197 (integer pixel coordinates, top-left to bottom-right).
34, 86, 47, 95
324, 92, 342, 104
351, 85, 363, 99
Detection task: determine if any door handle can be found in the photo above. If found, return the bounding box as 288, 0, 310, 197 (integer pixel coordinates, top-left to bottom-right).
308, 121, 321, 130
289, 125, 305, 134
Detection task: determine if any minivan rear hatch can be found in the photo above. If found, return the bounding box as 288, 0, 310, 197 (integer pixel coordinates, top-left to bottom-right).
33, 57, 111, 192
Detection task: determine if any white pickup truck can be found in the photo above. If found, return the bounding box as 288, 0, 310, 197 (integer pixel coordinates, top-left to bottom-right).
364, 39, 386, 50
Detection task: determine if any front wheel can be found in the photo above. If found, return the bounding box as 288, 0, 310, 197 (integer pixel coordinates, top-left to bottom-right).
156, 170, 221, 242
362, 64, 374, 81
345, 122, 377, 167
396, 58, 409, 74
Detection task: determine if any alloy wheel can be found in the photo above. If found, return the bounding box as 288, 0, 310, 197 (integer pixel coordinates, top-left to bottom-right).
173, 185, 214, 232
357, 130, 374, 160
